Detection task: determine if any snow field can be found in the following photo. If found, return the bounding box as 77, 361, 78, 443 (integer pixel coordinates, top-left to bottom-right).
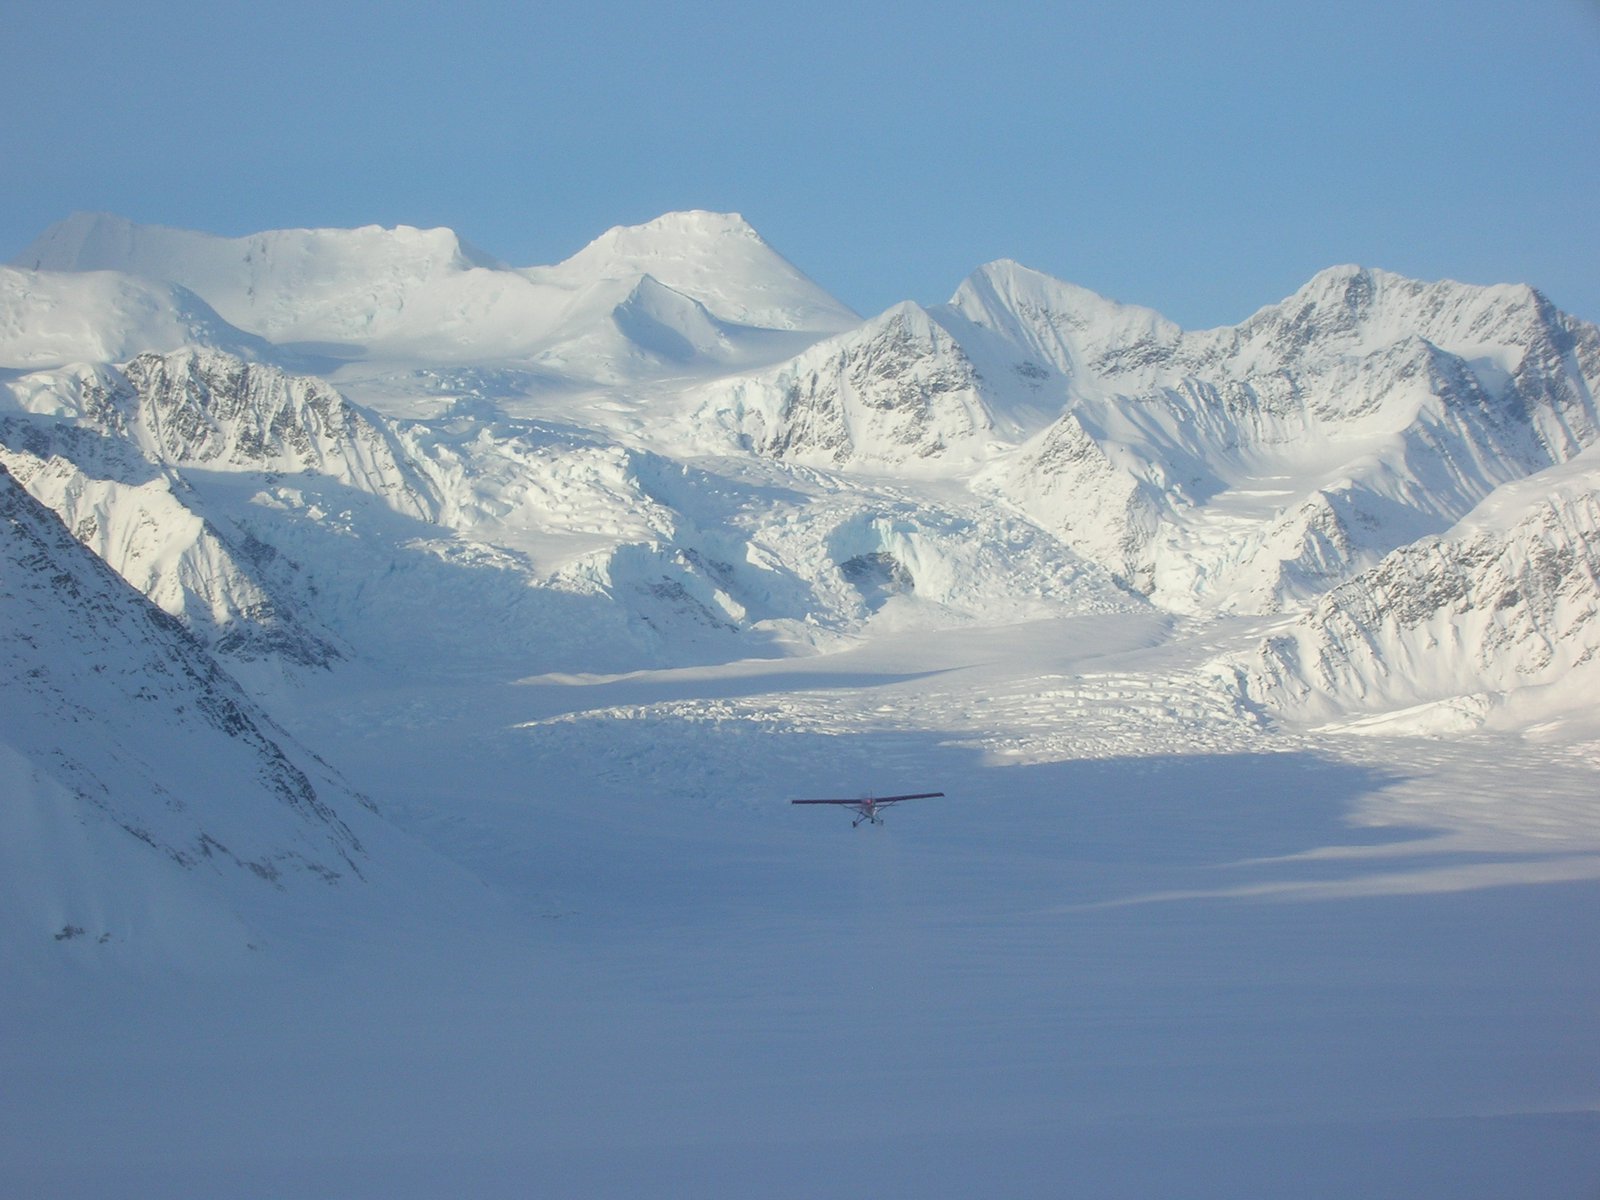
13, 611, 1578, 1198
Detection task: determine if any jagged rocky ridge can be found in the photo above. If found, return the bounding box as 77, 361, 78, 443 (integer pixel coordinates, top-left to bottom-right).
1235, 445, 1600, 728
699, 261, 1599, 614
0, 350, 434, 667
3, 348, 1127, 676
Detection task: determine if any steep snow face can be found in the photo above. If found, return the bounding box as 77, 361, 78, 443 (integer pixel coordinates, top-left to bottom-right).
609, 274, 735, 362
0, 266, 270, 369
0, 443, 340, 667
115, 352, 434, 511
945, 259, 1184, 388
2, 351, 431, 515
0, 463, 375, 962
0, 351, 432, 666
983, 411, 1166, 590
975, 267, 1600, 612
522, 272, 756, 383
1200, 266, 1577, 381
688, 302, 1003, 469
1234, 446, 1600, 730
685, 262, 1184, 471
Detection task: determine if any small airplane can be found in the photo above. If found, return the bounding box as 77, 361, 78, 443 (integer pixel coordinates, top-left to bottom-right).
790, 791, 944, 827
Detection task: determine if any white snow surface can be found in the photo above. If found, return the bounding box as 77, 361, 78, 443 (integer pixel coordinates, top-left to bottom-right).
0, 266, 271, 368
0, 463, 484, 973
524, 209, 859, 334
14, 210, 855, 377
4, 212, 1600, 1198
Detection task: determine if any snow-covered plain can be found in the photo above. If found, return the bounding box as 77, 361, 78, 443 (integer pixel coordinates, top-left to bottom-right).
3, 213, 1599, 1198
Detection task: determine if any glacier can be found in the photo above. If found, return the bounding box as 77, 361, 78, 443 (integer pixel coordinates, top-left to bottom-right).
2, 211, 1598, 1198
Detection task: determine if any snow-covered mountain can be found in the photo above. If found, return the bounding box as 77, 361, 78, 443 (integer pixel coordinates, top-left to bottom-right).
689, 300, 1002, 470
3, 347, 1132, 679
523, 210, 858, 334
0, 349, 436, 668
13, 211, 855, 379
1234, 443, 1600, 732
6, 207, 1600, 753
691, 258, 1599, 615
0, 460, 378, 964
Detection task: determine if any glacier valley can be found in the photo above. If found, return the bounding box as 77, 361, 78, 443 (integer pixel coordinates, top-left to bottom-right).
2, 211, 1598, 1198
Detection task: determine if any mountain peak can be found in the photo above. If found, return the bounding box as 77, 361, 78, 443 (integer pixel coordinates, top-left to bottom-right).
956, 259, 1153, 318
1272, 263, 1554, 325
540, 210, 857, 334
1229, 264, 1572, 372
945, 258, 1182, 378
593, 210, 762, 248
1282, 263, 1382, 311
561, 211, 770, 273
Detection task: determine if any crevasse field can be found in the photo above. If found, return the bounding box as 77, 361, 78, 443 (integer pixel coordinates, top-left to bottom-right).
3, 212, 1599, 1198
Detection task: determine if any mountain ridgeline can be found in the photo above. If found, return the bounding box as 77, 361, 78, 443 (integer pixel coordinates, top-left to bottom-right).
7, 214, 1597, 690
4, 211, 1599, 953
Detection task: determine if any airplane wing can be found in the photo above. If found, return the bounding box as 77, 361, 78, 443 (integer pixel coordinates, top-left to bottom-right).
789, 792, 944, 805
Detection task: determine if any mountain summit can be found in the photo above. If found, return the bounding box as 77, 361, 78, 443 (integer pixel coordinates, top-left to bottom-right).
11, 211, 857, 371
529, 211, 858, 334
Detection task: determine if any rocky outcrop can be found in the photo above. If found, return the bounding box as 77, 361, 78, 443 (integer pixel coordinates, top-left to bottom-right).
1236, 449, 1600, 723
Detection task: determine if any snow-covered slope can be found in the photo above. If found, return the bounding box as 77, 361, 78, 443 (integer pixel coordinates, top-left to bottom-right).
0, 351, 437, 667
1235, 445, 1600, 732
523, 209, 858, 334
8, 209, 1600, 1196
685, 261, 1156, 471
14, 212, 531, 353
0, 461, 375, 964
13, 211, 854, 377
0, 266, 270, 369
945, 258, 1185, 388
0, 438, 341, 667
3, 346, 1133, 679
689, 301, 1001, 469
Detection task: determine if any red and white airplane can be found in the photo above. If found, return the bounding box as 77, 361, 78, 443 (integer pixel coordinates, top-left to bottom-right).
790, 791, 944, 827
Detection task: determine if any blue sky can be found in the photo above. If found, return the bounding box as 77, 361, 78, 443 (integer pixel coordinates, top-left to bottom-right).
5, 0, 1598, 327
